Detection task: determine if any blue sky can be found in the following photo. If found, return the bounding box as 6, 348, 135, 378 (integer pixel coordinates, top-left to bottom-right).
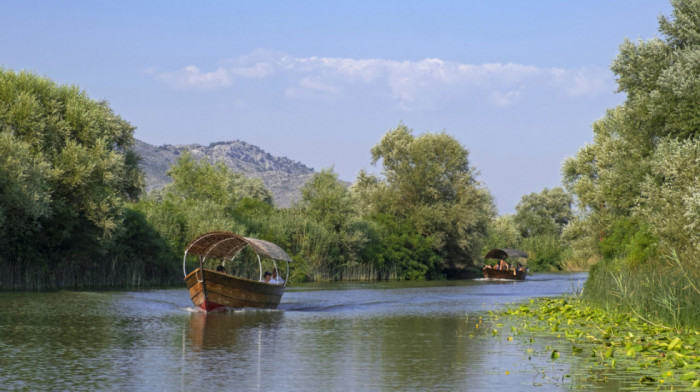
1, 1, 673, 213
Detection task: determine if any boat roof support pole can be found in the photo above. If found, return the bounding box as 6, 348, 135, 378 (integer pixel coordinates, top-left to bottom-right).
183, 251, 189, 277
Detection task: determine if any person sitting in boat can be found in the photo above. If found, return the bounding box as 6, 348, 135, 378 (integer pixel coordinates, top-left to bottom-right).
516, 263, 523, 272
216, 265, 225, 273
484, 264, 492, 269
262, 271, 272, 283
499, 259, 510, 270
271, 268, 284, 285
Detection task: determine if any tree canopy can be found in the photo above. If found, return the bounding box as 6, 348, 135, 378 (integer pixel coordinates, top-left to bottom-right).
355, 124, 495, 273
563, 0, 700, 261
514, 187, 573, 238
0, 69, 148, 288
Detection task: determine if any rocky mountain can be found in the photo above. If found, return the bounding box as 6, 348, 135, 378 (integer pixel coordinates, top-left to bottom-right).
133, 139, 316, 207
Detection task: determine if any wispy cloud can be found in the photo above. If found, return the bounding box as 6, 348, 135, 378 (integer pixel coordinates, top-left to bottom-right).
153, 65, 231, 89
150, 50, 614, 107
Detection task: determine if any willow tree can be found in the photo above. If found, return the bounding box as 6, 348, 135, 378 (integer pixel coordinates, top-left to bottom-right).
0, 69, 143, 288
355, 124, 495, 276
514, 187, 573, 239
561, 1, 700, 327
563, 0, 700, 260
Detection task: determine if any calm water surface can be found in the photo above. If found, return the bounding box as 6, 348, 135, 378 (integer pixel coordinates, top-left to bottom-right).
0, 273, 622, 391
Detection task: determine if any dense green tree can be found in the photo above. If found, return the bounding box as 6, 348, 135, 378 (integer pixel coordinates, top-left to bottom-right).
0, 132, 51, 251
0, 69, 145, 288
513, 187, 573, 238
482, 214, 521, 254
355, 123, 495, 275
165, 151, 272, 207
294, 168, 370, 279
563, 0, 700, 260
298, 168, 355, 232
636, 138, 700, 256
365, 213, 443, 280
562, 1, 700, 326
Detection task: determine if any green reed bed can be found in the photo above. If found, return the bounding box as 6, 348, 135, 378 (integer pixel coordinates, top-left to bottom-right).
584, 251, 700, 330
498, 297, 699, 390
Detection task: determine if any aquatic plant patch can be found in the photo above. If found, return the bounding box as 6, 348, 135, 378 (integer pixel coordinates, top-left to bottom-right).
497, 297, 699, 390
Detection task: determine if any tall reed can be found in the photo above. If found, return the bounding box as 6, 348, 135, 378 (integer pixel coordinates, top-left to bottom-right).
584, 251, 700, 329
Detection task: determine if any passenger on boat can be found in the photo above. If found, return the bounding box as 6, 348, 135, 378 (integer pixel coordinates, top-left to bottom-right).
484, 264, 492, 269
262, 271, 272, 283
271, 268, 284, 285
216, 265, 225, 273
499, 259, 510, 270
516, 264, 523, 272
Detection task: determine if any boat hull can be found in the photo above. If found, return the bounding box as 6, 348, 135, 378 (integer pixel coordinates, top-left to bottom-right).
185, 268, 285, 311
482, 268, 526, 281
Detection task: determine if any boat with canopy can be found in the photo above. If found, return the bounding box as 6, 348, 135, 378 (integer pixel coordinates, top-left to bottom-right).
482, 248, 528, 280
183, 231, 292, 311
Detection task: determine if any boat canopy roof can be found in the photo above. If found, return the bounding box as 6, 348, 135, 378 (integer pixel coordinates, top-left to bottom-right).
484, 248, 529, 260
184, 231, 292, 262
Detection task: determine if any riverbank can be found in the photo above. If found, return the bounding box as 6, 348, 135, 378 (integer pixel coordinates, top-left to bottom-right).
497, 296, 699, 390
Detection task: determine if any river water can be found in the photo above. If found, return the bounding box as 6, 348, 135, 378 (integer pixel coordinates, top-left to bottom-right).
0, 272, 628, 391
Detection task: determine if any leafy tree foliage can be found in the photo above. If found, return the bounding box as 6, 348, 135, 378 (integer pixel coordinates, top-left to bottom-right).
0, 131, 51, 250
0, 69, 157, 289
482, 214, 521, 255
563, 0, 700, 262
519, 234, 567, 271
298, 168, 355, 232
134, 152, 272, 260
355, 124, 495, 275
166, 151, 273, 207
514, 187, 573, 238
562, 1, 700, 325
636, 138, 700, 255
294, 168, 368, 279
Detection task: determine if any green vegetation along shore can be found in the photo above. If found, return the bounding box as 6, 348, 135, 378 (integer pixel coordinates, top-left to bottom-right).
498, 297, 699, 390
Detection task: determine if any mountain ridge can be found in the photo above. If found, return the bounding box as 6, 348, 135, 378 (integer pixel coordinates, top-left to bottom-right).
133, 139, 316, 207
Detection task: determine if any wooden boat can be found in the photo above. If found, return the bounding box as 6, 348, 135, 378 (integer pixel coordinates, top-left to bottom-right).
482, 267, 527, 280
183, 231, 292, 311
482, 248, 528, 281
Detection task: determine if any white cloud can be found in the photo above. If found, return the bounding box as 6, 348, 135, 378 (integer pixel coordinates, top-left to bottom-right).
154, 65, 231, 89
565, 67, 613, 96
490, 87, 524, 106
151, 52, 614, 105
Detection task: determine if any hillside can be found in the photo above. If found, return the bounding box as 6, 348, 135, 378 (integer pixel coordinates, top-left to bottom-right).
134, 139, 316, 207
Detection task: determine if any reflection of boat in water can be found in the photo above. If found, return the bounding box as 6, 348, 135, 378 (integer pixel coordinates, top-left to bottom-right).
183, 232, 292, 311
482, 248, 528, 281
187, 311, 284, 351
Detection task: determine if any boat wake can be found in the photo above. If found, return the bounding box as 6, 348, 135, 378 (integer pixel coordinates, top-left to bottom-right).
183, 306, 282, 314
474, 278, 523, 282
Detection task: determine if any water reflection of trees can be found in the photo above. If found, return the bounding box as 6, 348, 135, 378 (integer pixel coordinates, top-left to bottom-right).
0, 292, 120, 390
285, 315, 500, 390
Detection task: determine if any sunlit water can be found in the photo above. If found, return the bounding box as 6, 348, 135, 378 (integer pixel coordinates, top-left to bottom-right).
0, 272, 638, 391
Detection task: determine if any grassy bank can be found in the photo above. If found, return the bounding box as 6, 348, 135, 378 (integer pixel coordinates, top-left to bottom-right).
584, 251, 700, 329
499, 297, 699, 390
